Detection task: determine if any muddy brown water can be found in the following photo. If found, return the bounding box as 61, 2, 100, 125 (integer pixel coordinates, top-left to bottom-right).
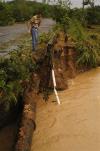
31, 67, 100, 151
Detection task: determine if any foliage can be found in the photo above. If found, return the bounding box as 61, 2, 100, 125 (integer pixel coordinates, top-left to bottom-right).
68, 19, 88, 41
0, 50, 36, 110
69, 8, 86, 25
57, 6, 100, 69
70, 6, 100, 26
76, 40, 100, 68
67, 18, 100, 68
39, 31, 55, 44
0, 2, 15, 25
0, 1, 55, 25
52, 3, 70, 23
0, 1, 99, 26
85, 6, 100, 25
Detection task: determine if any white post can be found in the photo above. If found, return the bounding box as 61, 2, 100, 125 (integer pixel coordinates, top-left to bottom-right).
52, 69, 61, 105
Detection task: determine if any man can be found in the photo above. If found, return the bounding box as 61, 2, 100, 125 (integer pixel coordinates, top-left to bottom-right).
28, 15, 41, 51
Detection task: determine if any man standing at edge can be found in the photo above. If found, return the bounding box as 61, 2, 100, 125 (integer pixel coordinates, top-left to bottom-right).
28, 15, 41, 51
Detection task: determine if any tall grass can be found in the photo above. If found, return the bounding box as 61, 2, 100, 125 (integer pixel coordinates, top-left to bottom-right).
68, 19, 88, 41
76, 41, 100, 68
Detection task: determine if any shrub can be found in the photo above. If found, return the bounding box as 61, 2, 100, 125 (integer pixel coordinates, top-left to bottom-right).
0, 2, 15, 26
76, 40, 100, 68
0, 1, 55, 25
0, 50, 36, 110
68, 19, 88, 41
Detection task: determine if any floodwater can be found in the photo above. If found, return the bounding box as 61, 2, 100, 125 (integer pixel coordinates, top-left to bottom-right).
31, 67, 100, 151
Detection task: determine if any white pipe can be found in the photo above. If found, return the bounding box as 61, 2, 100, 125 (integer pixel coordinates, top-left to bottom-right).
54, 88, 61, 105
52, 69, 61, 105
52, 69, 56, 87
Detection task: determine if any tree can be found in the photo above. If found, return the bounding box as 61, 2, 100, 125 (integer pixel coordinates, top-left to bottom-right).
83, 0, 95, 8
13, 0, 29, 21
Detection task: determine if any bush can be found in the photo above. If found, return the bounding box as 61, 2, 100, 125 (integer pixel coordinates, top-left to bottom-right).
0, 1, 55, 25
68, 19, 88, 41
86, 6, 100, 25
0, 50, 36, 110
0, 2, 15, 26
76, 40, 100, 68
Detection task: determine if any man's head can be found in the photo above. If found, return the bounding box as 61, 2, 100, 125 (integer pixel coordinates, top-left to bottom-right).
30, 15, 41, 27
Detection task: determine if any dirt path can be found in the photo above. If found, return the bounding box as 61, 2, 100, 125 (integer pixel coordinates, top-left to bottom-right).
0, 19, 55, 55
0, 24, 27, 43
0, 19, 55, 43
31, 67, 100, 151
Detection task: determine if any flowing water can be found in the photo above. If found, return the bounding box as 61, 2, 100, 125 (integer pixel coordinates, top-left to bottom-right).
31, 67, 100, 151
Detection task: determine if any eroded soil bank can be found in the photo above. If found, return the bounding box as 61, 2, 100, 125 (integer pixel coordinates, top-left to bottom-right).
31, 67, 100, 151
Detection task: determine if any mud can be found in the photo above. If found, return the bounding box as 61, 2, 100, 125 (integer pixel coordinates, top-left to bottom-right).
31, 67, 100, 151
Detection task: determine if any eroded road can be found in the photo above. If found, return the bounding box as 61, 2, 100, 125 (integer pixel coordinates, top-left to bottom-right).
31, 67, 100, 151
0, 24, 27, 43
0, 19, 55, 55
0, 19, 55, 43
